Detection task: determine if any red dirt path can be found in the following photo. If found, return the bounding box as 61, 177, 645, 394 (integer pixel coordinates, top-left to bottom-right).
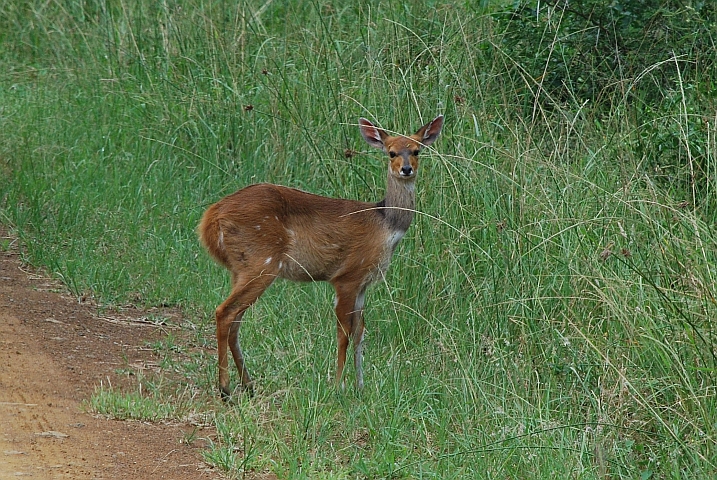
0, 238, 224, 479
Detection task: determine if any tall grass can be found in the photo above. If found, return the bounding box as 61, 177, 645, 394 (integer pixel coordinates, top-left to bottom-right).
1, 1, 716, 478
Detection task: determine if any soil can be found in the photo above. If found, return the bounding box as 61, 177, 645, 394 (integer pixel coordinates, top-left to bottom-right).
0, 237, 225, 480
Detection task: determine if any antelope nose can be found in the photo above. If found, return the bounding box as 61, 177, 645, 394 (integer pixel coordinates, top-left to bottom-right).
400, 165, 414, 176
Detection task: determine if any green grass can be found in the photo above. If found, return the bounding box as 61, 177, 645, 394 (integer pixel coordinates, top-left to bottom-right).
2, 1, 716, 478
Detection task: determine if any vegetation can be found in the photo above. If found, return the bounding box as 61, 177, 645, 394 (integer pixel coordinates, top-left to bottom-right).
1, 0, 716, 478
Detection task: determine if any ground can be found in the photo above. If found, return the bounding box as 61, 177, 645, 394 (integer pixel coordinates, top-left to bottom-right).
0, 238, 224, 480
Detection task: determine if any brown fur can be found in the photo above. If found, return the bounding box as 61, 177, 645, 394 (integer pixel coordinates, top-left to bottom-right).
199, 115, 443, 399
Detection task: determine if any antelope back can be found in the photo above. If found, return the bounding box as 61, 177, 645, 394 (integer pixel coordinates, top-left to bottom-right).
199, 184, 384, 283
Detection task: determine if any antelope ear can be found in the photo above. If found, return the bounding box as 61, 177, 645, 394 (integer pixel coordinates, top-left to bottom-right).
359, 118, 388, 149
415, 115, 444, 147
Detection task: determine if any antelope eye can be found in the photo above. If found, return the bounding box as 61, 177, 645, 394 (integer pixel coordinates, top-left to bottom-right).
389, 151, 397, 158
413, 150, 420, 156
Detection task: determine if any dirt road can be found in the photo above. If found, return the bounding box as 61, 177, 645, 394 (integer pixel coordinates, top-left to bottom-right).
0, 238, 223, 479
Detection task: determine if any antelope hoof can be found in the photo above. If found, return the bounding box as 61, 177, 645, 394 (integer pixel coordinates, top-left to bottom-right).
220, 386, 232, 402
219, 383, 255, 402
242, 382, 255, 397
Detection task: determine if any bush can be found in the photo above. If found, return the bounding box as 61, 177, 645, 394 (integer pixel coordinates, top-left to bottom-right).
495, 0, 717, 210
496, 0, 716, 108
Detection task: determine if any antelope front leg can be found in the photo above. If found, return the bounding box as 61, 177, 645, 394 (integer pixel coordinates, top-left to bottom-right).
351, 289, 367, 390
352, 320, 365, 390
335, 317, 351, 390
333, 286, 360, 389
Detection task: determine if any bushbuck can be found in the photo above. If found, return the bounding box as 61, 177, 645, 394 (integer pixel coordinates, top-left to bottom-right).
199, 115, 444, 399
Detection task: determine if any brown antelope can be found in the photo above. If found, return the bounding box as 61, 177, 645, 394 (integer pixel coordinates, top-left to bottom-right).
199, 115, 443, 399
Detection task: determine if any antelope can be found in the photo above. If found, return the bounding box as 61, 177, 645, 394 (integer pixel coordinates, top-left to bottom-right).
198, 115, 444, 399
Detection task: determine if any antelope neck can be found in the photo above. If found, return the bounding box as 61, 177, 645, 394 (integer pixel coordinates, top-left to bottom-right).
377, 172, 416, 233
